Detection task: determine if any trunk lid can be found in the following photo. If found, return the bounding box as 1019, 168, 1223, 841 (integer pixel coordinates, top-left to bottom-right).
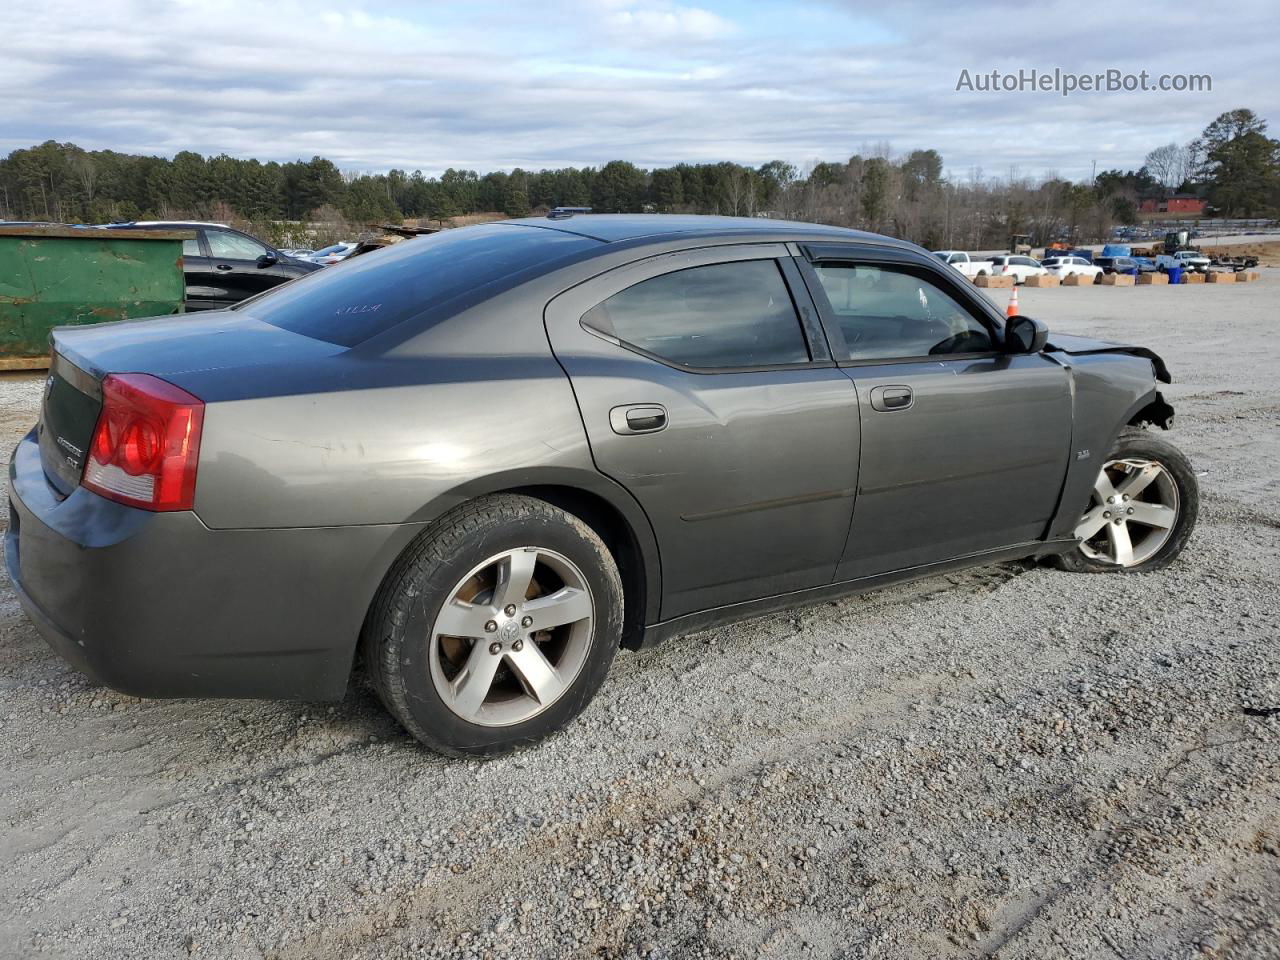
37, 354, 103, 497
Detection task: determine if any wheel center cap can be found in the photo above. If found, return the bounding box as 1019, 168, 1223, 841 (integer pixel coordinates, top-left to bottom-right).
499, 620, 520, 643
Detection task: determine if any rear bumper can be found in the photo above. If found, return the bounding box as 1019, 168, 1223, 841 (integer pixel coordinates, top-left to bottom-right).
5, 431, 422, 700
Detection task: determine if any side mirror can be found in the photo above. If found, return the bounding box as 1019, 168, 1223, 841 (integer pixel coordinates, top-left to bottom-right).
256, 253, 278, 268
1005, 315, 1049, 354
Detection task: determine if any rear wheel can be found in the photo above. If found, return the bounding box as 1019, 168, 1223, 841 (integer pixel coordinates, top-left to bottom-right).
1054, 429, 1198, 573
362, 495, 624, 757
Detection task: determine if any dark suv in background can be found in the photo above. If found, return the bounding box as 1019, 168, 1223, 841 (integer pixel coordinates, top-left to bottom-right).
104, 221, 321, 310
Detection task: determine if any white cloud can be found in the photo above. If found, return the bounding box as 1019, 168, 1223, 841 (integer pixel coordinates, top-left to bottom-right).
605, 4, 737, 44
1, 0, 1277, 181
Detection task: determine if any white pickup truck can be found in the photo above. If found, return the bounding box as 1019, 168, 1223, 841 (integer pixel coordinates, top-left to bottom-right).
933, 250, 994, 278
1155, 249, 1211, 274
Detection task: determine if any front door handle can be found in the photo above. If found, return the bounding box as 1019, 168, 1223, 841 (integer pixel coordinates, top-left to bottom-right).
869, 385, 913, 412
215, 263, 234, 271
610, 404, 668, 435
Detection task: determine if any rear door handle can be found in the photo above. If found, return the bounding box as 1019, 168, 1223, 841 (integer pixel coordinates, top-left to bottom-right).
869, 385, 913, 412
215, 263, 234, 271
610, 404, 668, 435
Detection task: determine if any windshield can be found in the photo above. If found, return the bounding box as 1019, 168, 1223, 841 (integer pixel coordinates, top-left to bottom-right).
237, 223, 599, 347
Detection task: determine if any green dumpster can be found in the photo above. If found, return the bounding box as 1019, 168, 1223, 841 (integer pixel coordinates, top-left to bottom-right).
0, 224, 191, 369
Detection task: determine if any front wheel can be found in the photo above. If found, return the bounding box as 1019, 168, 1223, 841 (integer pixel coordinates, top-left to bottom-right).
1053, 428, 1198, 573
362, 495, 624, 757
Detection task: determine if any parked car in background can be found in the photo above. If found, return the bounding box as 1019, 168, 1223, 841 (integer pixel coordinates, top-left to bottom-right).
1155, 250, 1211, 274
990, 255, 1046, 285
7, 214, 1197, 757
1094, 256, 1142, 278
932, 250, 993, 278
104, 221, 322, 310
281, 248, 314, 259
1042, 256, 1102, 282
308, 242, 358, 265
1129, 257, 1159, 274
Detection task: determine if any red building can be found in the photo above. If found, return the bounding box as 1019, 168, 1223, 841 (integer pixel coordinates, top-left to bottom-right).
1139, 194, 1207, 215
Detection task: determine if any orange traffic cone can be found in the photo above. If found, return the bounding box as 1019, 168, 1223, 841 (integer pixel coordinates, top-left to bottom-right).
1007, 285, 1019, 318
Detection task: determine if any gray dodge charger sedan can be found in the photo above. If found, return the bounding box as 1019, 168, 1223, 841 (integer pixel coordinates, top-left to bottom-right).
5, 214, 1197, 756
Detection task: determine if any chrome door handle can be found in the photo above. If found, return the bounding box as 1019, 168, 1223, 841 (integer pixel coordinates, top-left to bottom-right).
610, 404, 667, 435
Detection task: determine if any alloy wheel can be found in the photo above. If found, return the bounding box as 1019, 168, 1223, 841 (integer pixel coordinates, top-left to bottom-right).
1074, 458, 1179, 567
428, 547, 594, 726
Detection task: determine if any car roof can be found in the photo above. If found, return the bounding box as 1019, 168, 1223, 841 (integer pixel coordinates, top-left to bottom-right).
501, 213, 914, 250
129, 220, 229, 228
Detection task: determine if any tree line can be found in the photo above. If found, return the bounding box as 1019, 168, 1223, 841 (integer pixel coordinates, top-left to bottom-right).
1, 108, 1274, 250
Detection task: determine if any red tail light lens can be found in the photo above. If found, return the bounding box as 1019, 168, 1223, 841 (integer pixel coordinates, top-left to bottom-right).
82, 373, 205, 511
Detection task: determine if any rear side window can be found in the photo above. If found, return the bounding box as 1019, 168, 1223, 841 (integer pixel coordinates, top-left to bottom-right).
582, 260, 810, 369
242, 224, 598, 347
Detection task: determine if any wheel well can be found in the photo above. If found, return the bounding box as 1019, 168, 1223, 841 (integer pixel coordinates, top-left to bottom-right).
1128, 392, 1175, 430
510, 485, 649, 650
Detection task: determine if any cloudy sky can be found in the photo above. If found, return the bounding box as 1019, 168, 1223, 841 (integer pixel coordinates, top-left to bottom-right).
5, 0, 1277, 181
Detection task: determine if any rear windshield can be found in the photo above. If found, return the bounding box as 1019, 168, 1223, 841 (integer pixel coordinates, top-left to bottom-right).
238, 224, 598, 347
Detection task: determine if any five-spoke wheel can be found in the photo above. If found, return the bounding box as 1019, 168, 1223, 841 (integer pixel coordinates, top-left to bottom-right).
1056, 428, 1198, 574
362, 495, 624, 757
1074, 458, 1179, 567
429, 547, 595, 726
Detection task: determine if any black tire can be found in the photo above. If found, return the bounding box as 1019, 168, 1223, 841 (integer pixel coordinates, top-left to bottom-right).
1051, 428, 1198, 574
361, 494, 624, 757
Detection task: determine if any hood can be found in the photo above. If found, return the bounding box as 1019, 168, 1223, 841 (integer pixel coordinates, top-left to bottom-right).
1045, 333, 1171, 383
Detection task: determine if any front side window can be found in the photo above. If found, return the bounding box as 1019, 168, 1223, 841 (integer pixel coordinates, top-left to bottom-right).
583, 260, 810, 369
810, 263, 995, 361
206, 229, 269, 261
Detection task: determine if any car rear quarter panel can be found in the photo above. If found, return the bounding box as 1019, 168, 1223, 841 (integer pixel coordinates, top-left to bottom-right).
194, 352, 591, 530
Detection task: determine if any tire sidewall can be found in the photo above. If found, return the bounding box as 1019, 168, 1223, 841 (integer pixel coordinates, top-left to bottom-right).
384, 503, 623, 755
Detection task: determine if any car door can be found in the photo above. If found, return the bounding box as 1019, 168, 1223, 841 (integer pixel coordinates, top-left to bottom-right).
544, 244, 860, 620
795, 245, 1073, 581
177, 231, 219, 310
203, 227, 284, 305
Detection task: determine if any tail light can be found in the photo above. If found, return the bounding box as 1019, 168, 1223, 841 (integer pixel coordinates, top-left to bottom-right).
83, 373, 205, 511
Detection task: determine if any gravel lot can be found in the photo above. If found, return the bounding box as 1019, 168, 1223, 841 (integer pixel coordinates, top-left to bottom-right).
2, 276, 1278, 960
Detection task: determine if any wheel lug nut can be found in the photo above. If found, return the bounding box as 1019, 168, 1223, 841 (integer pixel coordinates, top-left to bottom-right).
504, 604, 517, 617
521, 615, 533, 628
1122, 494, 1130, 501
1103, 511, 1111, 519
484, 620, 498, 633
1127, 507, 1134, 515
512, 639, 524, 652
488, 642, 502, 655
1113, 518, 1123, 525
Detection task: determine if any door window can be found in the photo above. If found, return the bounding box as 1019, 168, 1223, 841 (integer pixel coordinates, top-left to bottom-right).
582, 260, 810, 369
810, 263, 994, 361
206, 229, 269, 261
181, 237, 201, 258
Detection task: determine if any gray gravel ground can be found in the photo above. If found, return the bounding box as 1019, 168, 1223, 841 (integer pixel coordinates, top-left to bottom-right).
1, 275, 1278, 960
